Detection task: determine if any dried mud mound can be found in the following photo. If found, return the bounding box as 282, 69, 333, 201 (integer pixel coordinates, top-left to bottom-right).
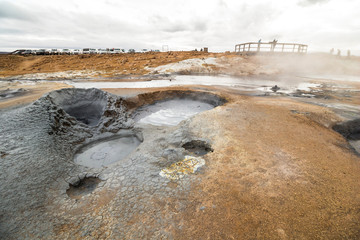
42, 88, 132, 135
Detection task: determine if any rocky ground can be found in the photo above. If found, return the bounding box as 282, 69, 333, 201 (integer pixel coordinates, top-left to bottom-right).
0, 52, 359, 239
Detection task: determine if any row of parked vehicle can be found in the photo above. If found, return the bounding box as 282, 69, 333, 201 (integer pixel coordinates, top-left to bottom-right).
12, 48, 160, 55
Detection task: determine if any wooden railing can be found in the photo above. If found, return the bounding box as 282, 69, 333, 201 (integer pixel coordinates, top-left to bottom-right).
235, 42, 308, 54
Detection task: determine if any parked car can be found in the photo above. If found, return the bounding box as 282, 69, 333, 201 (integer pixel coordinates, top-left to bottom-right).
36, 49, 46, 55
72, 49, 81, 55
97, 48, 108, 54
61, 49, 72, 55
83, 48, 91, 54
109, 48, 122, 54
128, 49, 135, 53
12, 49, 26, 55
49, 49, 58, 55
23, 50, 33, 55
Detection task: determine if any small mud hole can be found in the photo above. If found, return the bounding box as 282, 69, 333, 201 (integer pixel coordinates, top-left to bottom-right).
66, 177, 101, 199
333, 119, 360, 154
333, 119, 360, 141
133, 99, 215, 126
182, 140, 213, 156
74, 134, 142, 168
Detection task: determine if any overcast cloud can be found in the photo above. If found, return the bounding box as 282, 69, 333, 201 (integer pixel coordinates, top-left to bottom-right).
0, 0, 359, 54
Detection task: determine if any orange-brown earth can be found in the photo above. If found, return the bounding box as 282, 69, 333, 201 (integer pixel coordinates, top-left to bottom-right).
0, 52, 223, 77
171, 92, 360, 239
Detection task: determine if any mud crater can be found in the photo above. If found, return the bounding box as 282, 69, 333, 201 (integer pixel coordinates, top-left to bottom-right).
63, 101, 105, 126
43, 88, 130, 136
48, 88, 107, 126
74, 133, 142, 168
182, 140, 213, 156
333, 118, 360, 154
333, 119, 360, 141
129, 90, 226, 126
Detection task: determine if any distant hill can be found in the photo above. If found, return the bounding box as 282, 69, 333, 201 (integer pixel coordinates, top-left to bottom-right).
0, 52, 10, 54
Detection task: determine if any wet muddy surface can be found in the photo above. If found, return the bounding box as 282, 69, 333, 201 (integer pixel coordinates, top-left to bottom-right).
74, 135, 142, 168
0, 88, 29, 100
134, 99, 215, 126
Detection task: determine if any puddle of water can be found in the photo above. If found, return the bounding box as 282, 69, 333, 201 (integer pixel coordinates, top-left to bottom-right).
74, 135, 141, 168
68, 75, 287, 90
67, 75, 328, 97
134, 99, 214, 126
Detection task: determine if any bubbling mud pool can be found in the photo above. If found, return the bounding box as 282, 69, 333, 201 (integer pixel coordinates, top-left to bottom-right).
133, 99, 215, 126
74, 135, 142, 168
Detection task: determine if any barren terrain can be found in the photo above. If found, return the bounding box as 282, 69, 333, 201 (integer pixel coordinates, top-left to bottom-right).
0, 52, 359, 239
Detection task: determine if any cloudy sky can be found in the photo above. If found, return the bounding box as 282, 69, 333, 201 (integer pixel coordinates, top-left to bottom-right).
1, 0, 359, 54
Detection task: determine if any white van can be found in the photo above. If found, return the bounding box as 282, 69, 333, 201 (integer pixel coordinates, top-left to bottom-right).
98, 49, 108, 54
72, 49, 81, 55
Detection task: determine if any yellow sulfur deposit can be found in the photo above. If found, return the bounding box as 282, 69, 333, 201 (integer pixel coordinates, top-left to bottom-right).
159, 156, 205, 180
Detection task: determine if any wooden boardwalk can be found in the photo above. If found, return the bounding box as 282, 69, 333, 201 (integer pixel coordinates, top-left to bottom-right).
235, 42, 307, 54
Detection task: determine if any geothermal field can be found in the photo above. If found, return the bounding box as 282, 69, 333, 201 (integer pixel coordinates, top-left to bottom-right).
0, 52, 360, 239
